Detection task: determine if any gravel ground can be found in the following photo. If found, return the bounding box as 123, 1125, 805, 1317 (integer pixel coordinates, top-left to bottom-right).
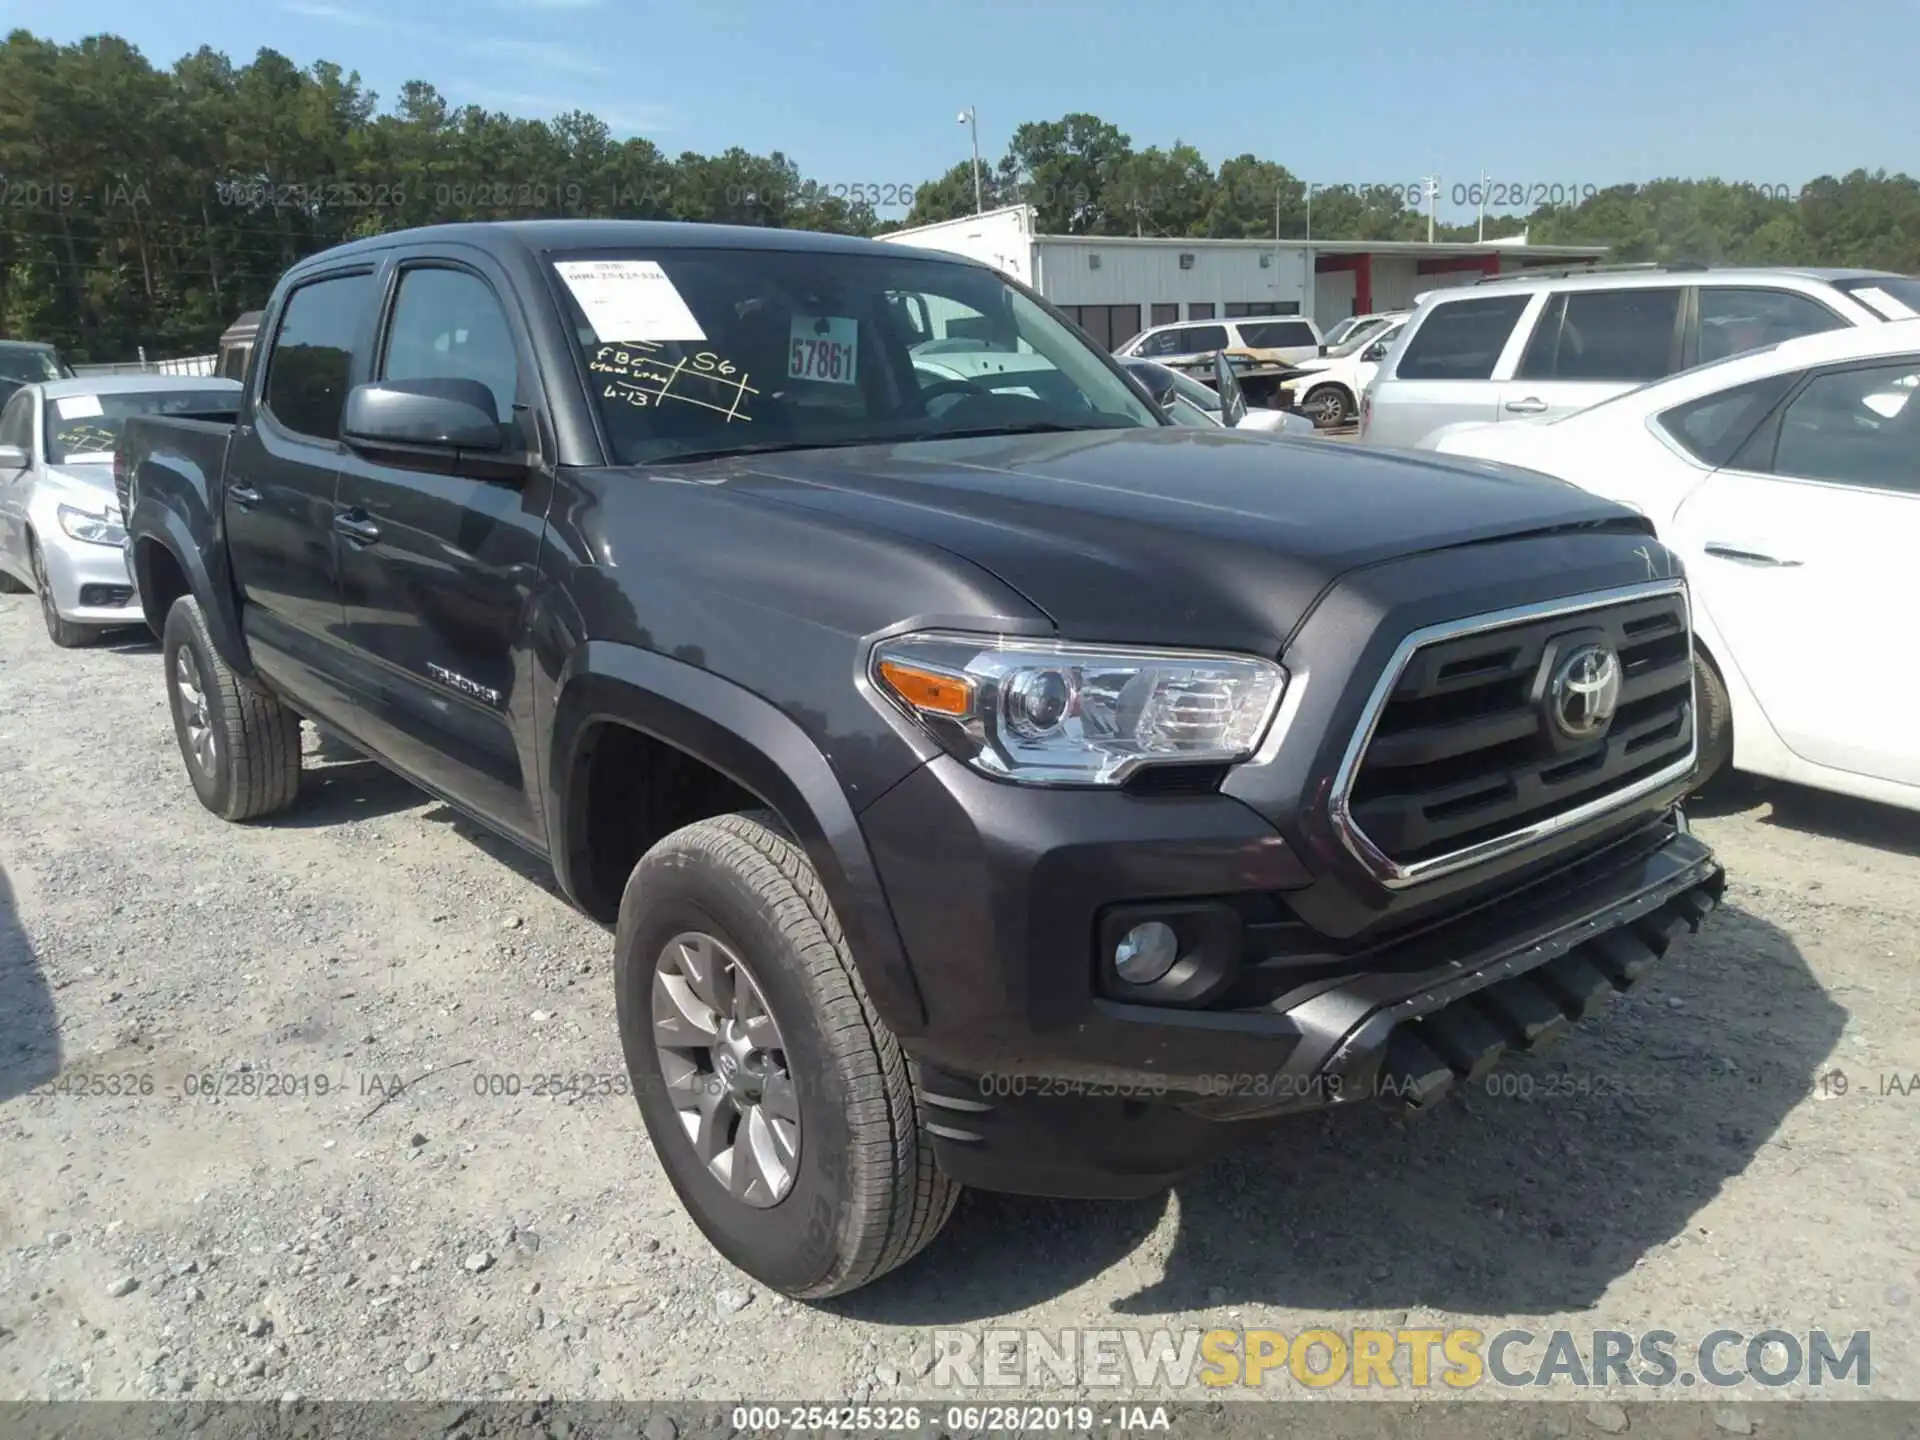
2, 593, 1916, 1418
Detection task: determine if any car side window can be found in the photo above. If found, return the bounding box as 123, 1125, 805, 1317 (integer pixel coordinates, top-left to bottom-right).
381, 267, 521, 424
1696, 288, 1847, 364
1134, 329, 1181, 359
1517, 287, 1682, 382
1179, 325, 1229, 353
1655, 373, 1797, 467
264, 272, 375, 441
0, 391, 33, 453
1394, 295, 1529, 381
1769, 361, 1920, 494
1241, 320, 1316, 349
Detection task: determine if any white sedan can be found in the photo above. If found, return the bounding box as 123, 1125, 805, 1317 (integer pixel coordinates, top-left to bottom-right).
0, 375, 241, 646
1422, 320, 1920, 813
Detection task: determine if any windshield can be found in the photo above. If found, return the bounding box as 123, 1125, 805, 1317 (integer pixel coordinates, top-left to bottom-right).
45, 388, 239, 464
0, 347, 66, 385
1328, 318, 1400, 358
548, 248, 1161, 464
1835, 276, 1920, 321
1321, 317, 1359, 347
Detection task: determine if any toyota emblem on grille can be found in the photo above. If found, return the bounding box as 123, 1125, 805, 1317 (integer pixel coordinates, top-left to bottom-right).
1549, 643, 1622, 740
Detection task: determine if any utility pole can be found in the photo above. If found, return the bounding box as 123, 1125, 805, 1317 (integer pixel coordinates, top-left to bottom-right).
1477, 168, 1491, 242
1421, 173, 1440, 243
957, 107, 983, 214
1304, 181, 1315, 241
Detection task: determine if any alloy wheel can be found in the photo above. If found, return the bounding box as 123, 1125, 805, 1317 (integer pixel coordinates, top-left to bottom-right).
174, 645, 217, 775
651, 930, 800, 1207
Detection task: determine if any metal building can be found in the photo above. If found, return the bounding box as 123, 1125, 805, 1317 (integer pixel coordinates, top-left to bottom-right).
879, 204, 1609, 349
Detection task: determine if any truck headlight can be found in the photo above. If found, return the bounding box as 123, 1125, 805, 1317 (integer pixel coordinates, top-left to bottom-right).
869, 632, 1286, 786
57, 502, 126, 548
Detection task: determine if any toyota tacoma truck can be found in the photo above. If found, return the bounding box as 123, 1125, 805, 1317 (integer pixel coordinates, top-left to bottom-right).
118, 220, 1725, 1299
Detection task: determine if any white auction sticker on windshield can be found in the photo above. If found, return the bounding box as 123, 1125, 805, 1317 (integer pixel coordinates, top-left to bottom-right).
554, 260, 706, 342
56, 394, 105, 419
788, 315, 858, 385
1853, 285, 1918, 320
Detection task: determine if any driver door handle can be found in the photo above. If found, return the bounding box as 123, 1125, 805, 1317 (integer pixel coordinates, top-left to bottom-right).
333, 511, 381, 547
228, 484, 261, 509
1704, 542, 1802, 568
1504, 397, 1548, 415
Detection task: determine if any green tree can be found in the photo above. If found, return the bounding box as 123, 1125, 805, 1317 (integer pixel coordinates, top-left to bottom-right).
997, 112, 1133, 234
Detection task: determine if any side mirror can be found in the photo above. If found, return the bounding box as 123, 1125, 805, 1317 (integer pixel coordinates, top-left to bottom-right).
1154, 381, 1181, 409
344, 378, 506, 451
1362, 341, 1389, 363
0, 444, 27, 472
1318, 343, 1329, 357
1212, 351, 1248, 427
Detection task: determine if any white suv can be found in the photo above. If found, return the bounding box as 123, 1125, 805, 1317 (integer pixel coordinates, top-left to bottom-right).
1117, 315, 1325, 369
1359, 265, 1920, 449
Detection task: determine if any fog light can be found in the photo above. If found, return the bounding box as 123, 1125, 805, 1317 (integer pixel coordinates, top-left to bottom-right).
1114, 921, 1179, 985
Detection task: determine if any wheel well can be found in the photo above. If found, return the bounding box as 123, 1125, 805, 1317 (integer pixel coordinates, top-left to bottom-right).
566, 721, 764, 922
135, 539, 190, 636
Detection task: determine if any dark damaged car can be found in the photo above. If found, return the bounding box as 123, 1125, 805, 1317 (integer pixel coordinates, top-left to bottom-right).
117, 221, 1725, 1297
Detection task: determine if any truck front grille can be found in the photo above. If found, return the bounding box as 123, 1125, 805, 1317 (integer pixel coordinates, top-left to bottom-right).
1332, 581, 1696, 887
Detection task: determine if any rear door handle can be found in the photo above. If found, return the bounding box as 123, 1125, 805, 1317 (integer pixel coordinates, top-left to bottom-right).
1704, 542, 1802, 568
228, 484, 262, 509
333, 511, 381, 547
1504, 397, 1548, 415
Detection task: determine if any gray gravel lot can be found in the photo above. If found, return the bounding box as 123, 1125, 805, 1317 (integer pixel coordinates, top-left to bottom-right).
2, 594, 1916, 1418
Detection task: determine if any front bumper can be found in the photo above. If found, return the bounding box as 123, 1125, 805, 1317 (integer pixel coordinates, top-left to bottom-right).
39, 530, 140, 625
860, 757, 1722, 1199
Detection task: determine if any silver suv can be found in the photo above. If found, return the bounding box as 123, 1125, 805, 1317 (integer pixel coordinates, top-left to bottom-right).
1359, 264, 1920, 449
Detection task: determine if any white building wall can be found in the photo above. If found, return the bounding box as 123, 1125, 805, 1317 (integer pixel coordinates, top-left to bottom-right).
1314, 269, 1358, 324
1036, 239, 1312, 317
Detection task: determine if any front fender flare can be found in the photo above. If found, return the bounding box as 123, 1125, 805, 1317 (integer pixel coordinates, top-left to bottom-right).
548, 642, 927, 1037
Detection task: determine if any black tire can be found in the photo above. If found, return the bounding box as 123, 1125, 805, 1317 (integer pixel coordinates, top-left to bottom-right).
1302, 383, 1352, 427
1691, 652, 1734, 792
28, 538, 96, 649
162, 594, 303, 821
615, 811, 958, 1298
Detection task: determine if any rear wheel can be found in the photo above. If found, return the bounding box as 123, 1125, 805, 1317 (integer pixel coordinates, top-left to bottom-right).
1302, 384, 1353, 427
162, 594, 303, 821
29, 539, 95, 648
615, 811, 958, 1298
1691, 652, 1734, 792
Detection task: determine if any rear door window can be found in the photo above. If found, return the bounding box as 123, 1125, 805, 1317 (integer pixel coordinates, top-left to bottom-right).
264, 272, 376, 441
1176, 325, 1229, 353
0, 390, 33, 452
1517, 287, 1683, 382
1239, 320, 1317, 349
1393, 295, 1530, 381
1656, 373, 1798, 467
1696, 288, 1847, 364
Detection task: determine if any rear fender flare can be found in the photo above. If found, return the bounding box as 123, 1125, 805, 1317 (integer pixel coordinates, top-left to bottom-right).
128, 503, 253, 677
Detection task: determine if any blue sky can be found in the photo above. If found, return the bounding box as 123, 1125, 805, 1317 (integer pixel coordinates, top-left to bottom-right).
22, 0, 1916, 223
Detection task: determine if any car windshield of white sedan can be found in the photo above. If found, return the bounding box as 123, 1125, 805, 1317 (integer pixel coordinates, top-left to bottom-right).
549, 248, 1160, 464
46, 389, 239, 464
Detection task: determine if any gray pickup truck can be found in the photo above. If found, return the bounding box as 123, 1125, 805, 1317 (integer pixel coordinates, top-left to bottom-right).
118, 219, 1725, 1298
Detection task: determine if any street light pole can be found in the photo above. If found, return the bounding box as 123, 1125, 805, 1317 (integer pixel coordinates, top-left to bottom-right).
957, 107, 983, 214
1477, 168, 1491, 242
1421, 173, 1440, 243
1305, 181, 1315, 241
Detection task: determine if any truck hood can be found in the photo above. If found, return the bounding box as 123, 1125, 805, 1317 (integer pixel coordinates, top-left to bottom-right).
683, 426, 1643, 651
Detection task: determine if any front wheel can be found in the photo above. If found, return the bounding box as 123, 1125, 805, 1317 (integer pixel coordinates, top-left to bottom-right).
1302, 384, 1353, 427
162, 594, 303, 821
1691, 652, 1734, 792
615, 812, 958, 1298
29, 539, 94, 648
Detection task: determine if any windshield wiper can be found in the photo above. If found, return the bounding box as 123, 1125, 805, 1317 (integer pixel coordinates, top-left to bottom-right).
916, 420, 1115, 441
646, 438, 887, 465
